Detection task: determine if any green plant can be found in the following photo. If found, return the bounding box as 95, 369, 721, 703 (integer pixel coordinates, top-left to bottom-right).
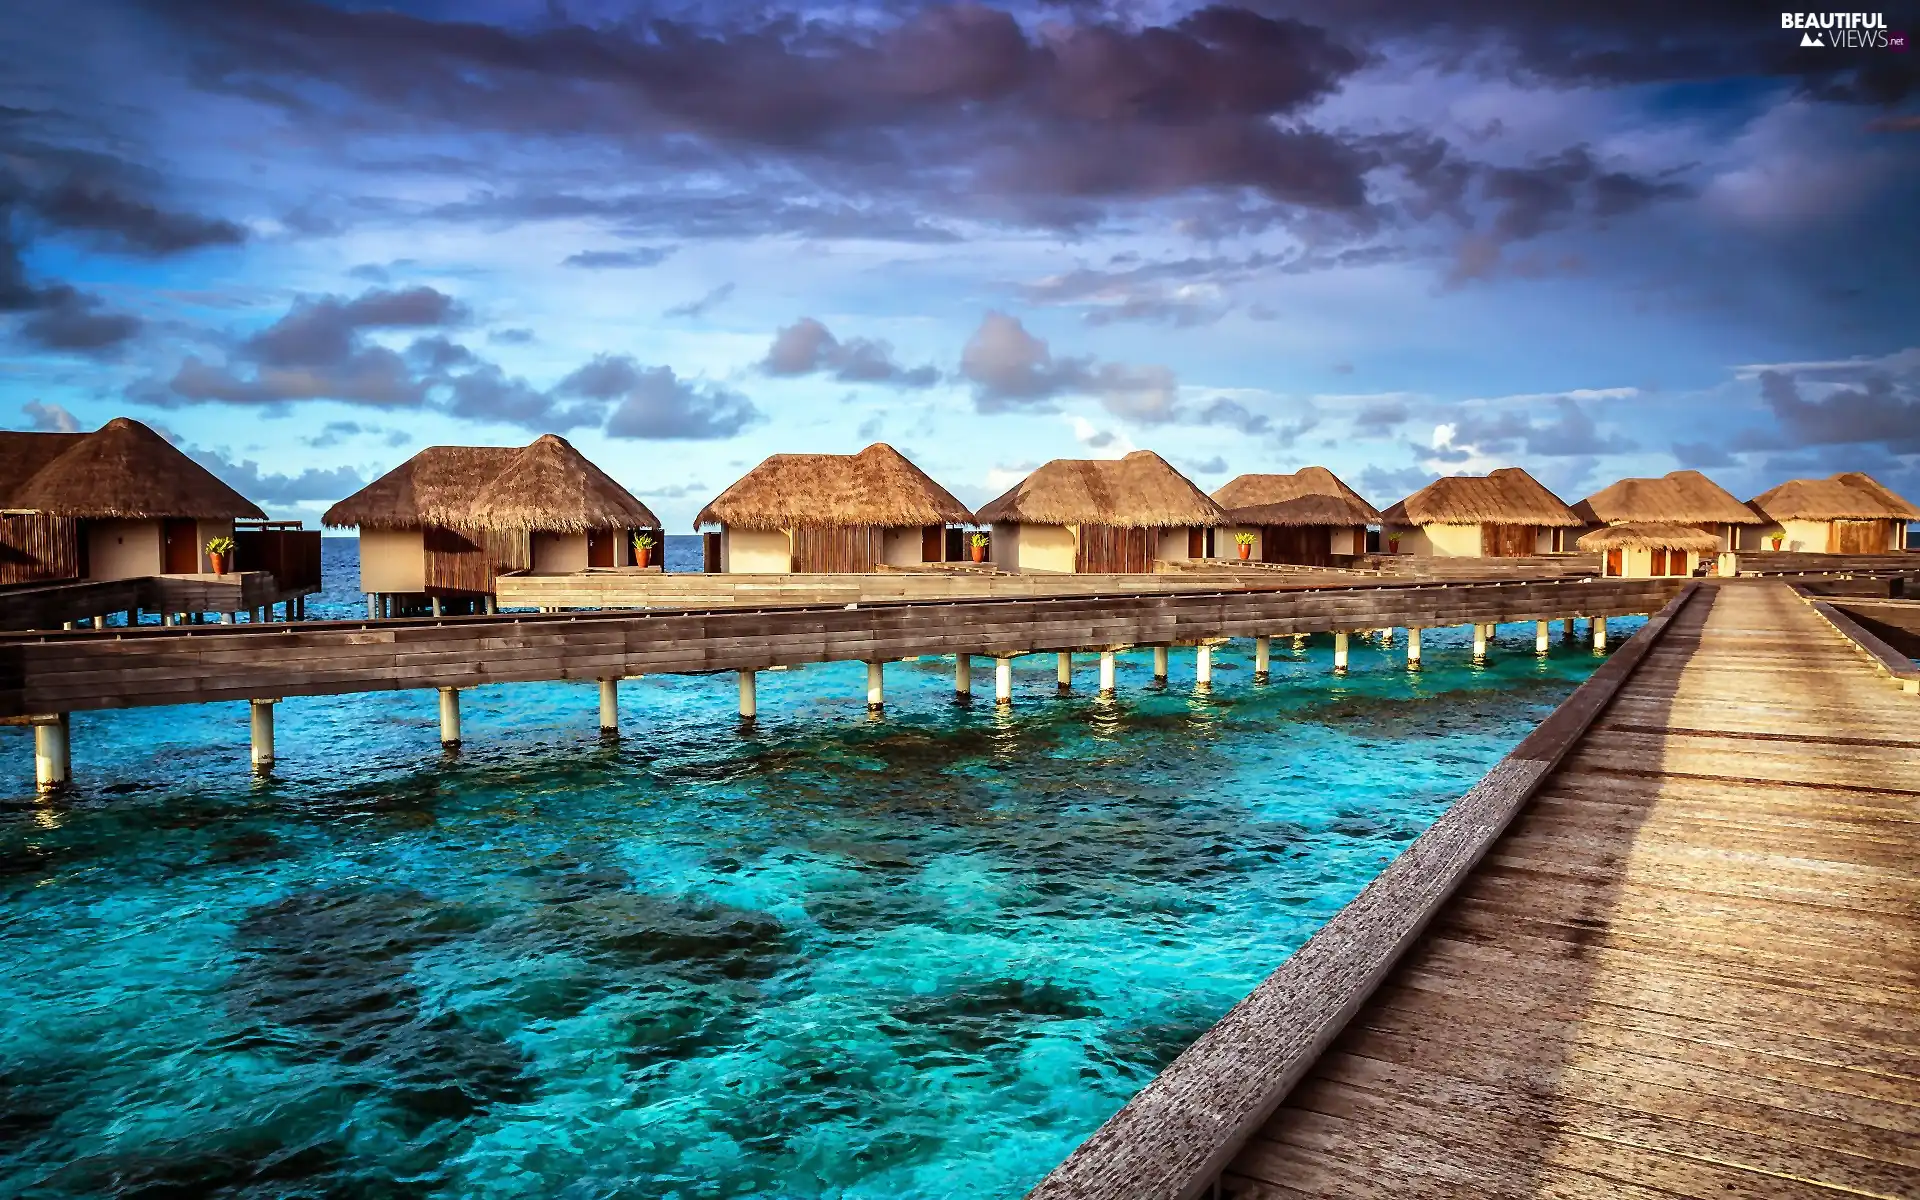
205, 535, 236, 556
969, 532, 989, 548
632, 532, 657, 550
1234, 531, 1255, 546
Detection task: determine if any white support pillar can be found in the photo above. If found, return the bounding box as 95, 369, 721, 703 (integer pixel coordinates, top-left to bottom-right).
367, 593, 379, 621
1099, 650, 1116, 696
1473, 623, 1489, 659
1254, 636, 1271, 679
599, 679, 619, 733
33, 714, 70, 792
995, 656, 1013, 704
1195, 644, 1212, 686
431, 595, 444, 618
252, 607, 264, 624
1593, 617, 1608, 651
1153, 645, 1169, 683
61, 621, 74, 631
1334, 631, 1350, 672
866, 661, 885, 710
1536, 620, 1550, 654
954, 655, 971, 698
163, 611, 177, 627
438, 687, 462, 747
250, 700, 275, 769
738, 669, 757, 719
1406, 627, 1422, 668
1057, 652, 1072, 689
220, 612, 235, 625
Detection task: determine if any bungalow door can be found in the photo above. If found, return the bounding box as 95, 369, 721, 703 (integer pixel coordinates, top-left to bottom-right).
1605, 549, 1623, 576
1263, 525, 1333, 566
921, 525, 944, 563
1076, 525, 1151, 573
162, 519, 200, 574
1830, 520, 1883, 554
1649, 548, 1668, 576
1481, 524, 1535, 558
587, 529, 616, 568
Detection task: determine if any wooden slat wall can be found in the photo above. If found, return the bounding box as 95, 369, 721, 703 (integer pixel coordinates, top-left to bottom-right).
423, 525, 530, 595
792, 525, 883, 573
234, 529, 323, 592
0, 513, 78, 586
1077, 525, 1152, 573
0, 577, 1684, 716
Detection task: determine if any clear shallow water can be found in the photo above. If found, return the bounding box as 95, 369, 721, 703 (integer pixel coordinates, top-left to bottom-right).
1, 546, 1639, 1199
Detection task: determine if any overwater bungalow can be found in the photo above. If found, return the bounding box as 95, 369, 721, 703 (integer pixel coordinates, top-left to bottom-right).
1743, 472, 1919, 553
1380, 467, 1584, 558
974, 450, 1227, 573
325, 434, 659, 613
693, 443, 975, 573
1209, 467, 1381, 566
1577, 521, 1719, 577
0, 416, 266, 584
1572, 469, 1762, 555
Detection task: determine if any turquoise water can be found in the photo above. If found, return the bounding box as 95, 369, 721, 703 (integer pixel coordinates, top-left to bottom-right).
0, 546, 1636, 1198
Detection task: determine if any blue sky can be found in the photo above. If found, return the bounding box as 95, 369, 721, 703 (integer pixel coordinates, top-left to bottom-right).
3, 0, 1917, 530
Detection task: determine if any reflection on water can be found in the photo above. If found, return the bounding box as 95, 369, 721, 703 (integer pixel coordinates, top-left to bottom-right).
0, 542, 1637, 1198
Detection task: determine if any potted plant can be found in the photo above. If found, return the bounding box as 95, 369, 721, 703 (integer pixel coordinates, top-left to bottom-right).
1386, 532, 1401, 554
969, 531, 989, 563
1234, 530, 1255, 561
205, 534, 235, 575
632, 532, 657, 569
1769, 533, 1784, 551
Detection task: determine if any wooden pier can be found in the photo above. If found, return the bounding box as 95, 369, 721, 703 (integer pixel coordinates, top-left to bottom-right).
1031, 580, 1920, 1199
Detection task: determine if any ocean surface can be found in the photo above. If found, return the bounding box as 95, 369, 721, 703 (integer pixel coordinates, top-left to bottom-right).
0, 542, 1636, 1199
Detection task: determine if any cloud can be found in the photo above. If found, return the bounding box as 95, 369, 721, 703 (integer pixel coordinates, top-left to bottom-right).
562, 246, 674, 269
30, 181, 247, 256
185, 447, 367, 507
764, 317, 939, 387
16, 285, 142, 353
487, 327, 535, 345
1672, 440, 1736, 469
1446, 397, 1637, 457
959, 311, 1178, 422
663, 282, 736, 320
1352, 398, 1410, 435
557, 355, 763, 439
1191, 396, 1272, 436
1359, 464, 1438, 500
1750, 368, 1920, 453
444, 363, 606, 432
20, 399, 80, 432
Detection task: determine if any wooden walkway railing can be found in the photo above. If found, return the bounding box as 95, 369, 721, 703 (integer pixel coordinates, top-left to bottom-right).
1030, 580, 1920, 1199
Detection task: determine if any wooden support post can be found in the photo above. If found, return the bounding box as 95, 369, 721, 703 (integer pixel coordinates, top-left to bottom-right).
367, 593, 378, 621
738, 669, 757, 719
1334, 631, 1350, 672
866, 661, 884, 710
127, 607, 137, 626
995, 656, 1013, 705
1254, 636, 1271, 680
954, 655, 971, 698
250, 700, 275, 769
252, 607, 264, 624
1195, 644, 1212, 686
33, 714, 69, 792
1593, 617, 1608, 651
599, 679, 618, 733
438, 687, 462, 747
1153, 645, 1169, 682
294, 595, 304, 621
431, 595, 444, 618
1099, 650, 1116, 696
1562, 617, 1576, 640
1473, 623, 1489, 659
1536, 620, 1550, 654
1057, 651, 1072, 689
485, 594, 497, 615
1407, 626, 1422, 668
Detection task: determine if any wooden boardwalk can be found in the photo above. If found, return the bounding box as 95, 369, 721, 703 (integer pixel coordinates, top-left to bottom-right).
1222, 581, 1920, 1199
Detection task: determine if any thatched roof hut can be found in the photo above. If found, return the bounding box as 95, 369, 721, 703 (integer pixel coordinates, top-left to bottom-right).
1573, 470, 1761, 527
1576, 521, 1722, 553
1381, 467, 1582, 528
694, 443, 973, 531
325, 436, 656, 531
976, 450, 1227, 527
1748, 472, 1920, 522
3, 417, 264, 520
1212, 467, 1382, 526
466, 435, 659, 532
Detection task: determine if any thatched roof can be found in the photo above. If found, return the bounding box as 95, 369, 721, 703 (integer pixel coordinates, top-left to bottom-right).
2, 417, 265, 520
325, 436, 654, 531
1574, 470, 1761, 526
465, 435, 660, 532
1576, 521, 1721, 553
694, 443, 974, 531
976, 450, 1227, 528
1212, 467, 1382, 527
1381, 467, 1582, 528
1748, 472, 1920, 522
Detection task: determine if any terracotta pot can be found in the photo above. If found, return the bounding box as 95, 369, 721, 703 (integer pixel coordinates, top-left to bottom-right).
971, 545, 986, 563
1237, 543, 1251, 561
636, 547, 652, 569
208, 552, 228, 575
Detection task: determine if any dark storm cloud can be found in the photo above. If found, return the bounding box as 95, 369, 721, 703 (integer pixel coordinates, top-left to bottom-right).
1, 221, 143, 356
556, 355, 763, 439
31, 181, 247, 256
763, 317, 939, 387
1749, 368, 1920, 453
562, 246, 675, 269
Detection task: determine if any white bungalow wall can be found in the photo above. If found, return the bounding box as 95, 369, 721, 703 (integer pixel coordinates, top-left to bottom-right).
360, 528, 426, 593
720, 527, 793, 572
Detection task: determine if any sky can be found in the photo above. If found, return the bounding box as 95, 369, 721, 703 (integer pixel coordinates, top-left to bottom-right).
2, 0, 1917, 531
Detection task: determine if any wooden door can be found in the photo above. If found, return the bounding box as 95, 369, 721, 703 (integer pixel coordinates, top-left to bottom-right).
921, 525, 944, 563
162, 519, 199, 574
1076, 525, 1152, 573
792, 525, 883, 572
703, 532, 721, 573
1830, 520, 1883, 554
1187, 528, 1205, 558
1481, 524, 1535, 558
587, 529, 615, 568
1605, 548, 1623, 576
1262, 525, 1333, 566
1649, 548, 1667, 576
